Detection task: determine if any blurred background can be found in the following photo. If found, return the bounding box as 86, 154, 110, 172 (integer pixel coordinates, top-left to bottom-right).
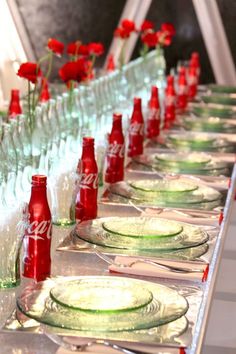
0, 0, 235, 102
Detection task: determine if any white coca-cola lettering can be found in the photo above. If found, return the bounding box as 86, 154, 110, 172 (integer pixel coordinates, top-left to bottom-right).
107, 143, 125, 158
149, 108, 160, 120
165, 95, 175, 106
129, 123, 144, 135
188, 76, 197, 85
178, 85, 187, 95
80, 173, 98, 189
27, 220, 52, 240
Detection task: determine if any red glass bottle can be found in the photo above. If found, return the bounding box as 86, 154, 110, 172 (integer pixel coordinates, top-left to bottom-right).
146, 86, 160, 139
8, 89, 22, 118
177, 67, 188, 111
164, 75, 176, 129
128, 97, 144, 157
39, 78, 51, 102
105, 113, 125, 183
188, 66, 198, 100
190, 52, 200, 80
23, 175, 52, 282
75, 137, 98, 221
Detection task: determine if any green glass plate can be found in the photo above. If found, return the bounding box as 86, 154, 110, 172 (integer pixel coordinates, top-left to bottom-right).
50, 278, 153, 313
155, 153, 211, 169
129, 179, 198, 193
202, 95, 236, 106
192, 106, 234, 119
108, 181, 222, 210
17, 277, 188, 332
102, 217, 183, 238
168, 134, 215, 148
208, 84, 236, 94
76, 217, 209, 250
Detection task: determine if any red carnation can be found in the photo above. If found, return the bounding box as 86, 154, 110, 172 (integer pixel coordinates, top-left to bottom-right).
47, 38, 64, 56
141, 20, 155, 32
160, 23, 175, 36
121, 19, 136, 33
114, 27, 130, 39
59, 58, 89, 83
157, 30, 172, 46
141, 31, 158, 48
59, 62, 78, 82
88, 42, 104, 56
67, 42, 89, 56
17, 62, 42, 84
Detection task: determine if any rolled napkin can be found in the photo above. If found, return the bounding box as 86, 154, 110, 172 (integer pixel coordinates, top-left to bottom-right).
56, 338, 184, 354
109, 256, 209, 283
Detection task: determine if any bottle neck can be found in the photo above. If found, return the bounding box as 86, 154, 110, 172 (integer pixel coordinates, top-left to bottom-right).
30, 185, 48, 200
112, 118, 122, 133
81, 144, 95, 160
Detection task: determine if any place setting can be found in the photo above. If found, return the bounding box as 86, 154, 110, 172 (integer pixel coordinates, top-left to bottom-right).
4, 275, 203, 354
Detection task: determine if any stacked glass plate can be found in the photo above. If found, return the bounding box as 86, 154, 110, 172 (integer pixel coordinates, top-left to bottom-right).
107, 179, 222, 210
17, 276, 189, 342
167, 133, 235, 152
191, 105, 235, 119
153, 152, 229, 175
76, 216, 208, 251
201, 95, 236, 106
208, 84, 236, 94
182, 116, 236, 133
133, 152, 229, 176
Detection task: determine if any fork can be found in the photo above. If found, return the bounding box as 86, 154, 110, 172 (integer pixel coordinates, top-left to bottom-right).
44, 331, 143, 354
94, 250, 203, 274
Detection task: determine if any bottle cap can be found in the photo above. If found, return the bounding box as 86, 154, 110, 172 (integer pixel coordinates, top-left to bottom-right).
167, 75, 174, 85
82, 137, 94, 146
113, 112, 122, 121
11, 89, 20, 97
133, 97, 141, 108
32, 175, 47, 185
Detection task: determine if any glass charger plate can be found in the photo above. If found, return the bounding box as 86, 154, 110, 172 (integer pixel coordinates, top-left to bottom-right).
76, 217, 209, 250
102, 217, 183, 238
155, 153, 211, 169
108, 181, 222, 210
202, 95, 236, 106
50, 278, 153, 312
17, 277, 188, 332
133, 155, 229, 177
191, 106, 235, 119
183, 117, 236, 133
208, 84, 236, 94
167, 134, 234, 152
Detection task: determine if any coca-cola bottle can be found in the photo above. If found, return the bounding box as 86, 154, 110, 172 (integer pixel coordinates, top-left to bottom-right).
177, 67, 188, 111
105, 113, 125, 183
164, 75, 176, 129
190, 52, 200, 81
23, 175, 52, 282
187, 66, 198, 100
8, 89, 22, 118
146, 86, 160, 140
75, 137, 98, 221
128, 97, 144, 157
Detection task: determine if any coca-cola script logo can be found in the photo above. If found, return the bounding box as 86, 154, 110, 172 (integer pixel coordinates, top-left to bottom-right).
129, 123, 144, 136
149, 108, 160, 120
188, 76, 197, 85
17, 203, 52, 241
165, 95, 175, 106
178, 85, 187, 95
107, 143, 125, 158
80, 173, 98, 190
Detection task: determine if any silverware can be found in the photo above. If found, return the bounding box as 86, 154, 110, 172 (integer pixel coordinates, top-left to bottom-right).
94, 250, 203, 274
44, 331, 144, 354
